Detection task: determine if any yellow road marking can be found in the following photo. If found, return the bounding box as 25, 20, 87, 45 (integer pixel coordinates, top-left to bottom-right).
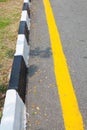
43, 0, 84, 129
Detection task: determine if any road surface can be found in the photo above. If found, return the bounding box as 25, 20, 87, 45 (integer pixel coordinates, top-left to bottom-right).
26, 0, 87, 129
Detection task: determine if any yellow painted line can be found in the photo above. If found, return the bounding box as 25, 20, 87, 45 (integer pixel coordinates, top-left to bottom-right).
43, 0, 84, 129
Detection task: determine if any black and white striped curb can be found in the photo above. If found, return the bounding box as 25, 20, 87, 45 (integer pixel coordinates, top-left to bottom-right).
0, 0, 31, 129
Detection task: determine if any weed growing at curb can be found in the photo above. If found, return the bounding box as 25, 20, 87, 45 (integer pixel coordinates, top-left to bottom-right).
6, 49, 15, 58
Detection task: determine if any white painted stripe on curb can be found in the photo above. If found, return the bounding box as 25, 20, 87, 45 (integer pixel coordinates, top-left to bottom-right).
15, 34, 30, 67
0, 90, 26, 130
21, 11, 30, 30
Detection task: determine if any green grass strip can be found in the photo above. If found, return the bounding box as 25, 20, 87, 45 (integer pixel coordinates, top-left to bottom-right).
0, 18, 10, 29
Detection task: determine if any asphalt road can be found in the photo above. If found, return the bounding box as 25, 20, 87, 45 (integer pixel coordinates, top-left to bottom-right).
26, 0, 87, 129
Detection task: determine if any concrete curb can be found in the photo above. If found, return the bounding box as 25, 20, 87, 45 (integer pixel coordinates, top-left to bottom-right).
0, 0, 31, 129
0, 90, 26, 130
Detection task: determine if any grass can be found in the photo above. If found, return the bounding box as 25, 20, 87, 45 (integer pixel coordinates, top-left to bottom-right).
0, 18, 10, 29
0, 0, 9, 2
6, 49, 15, 58
0, 85, 6, 93
0, 111, 2, 121
0, 0, 23, 121
0, 84, 6, 121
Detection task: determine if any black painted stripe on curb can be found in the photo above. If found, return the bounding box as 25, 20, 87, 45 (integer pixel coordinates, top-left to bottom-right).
22, 3, 30, 18
8, 56, 27, 103
18, 21, 29, 44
